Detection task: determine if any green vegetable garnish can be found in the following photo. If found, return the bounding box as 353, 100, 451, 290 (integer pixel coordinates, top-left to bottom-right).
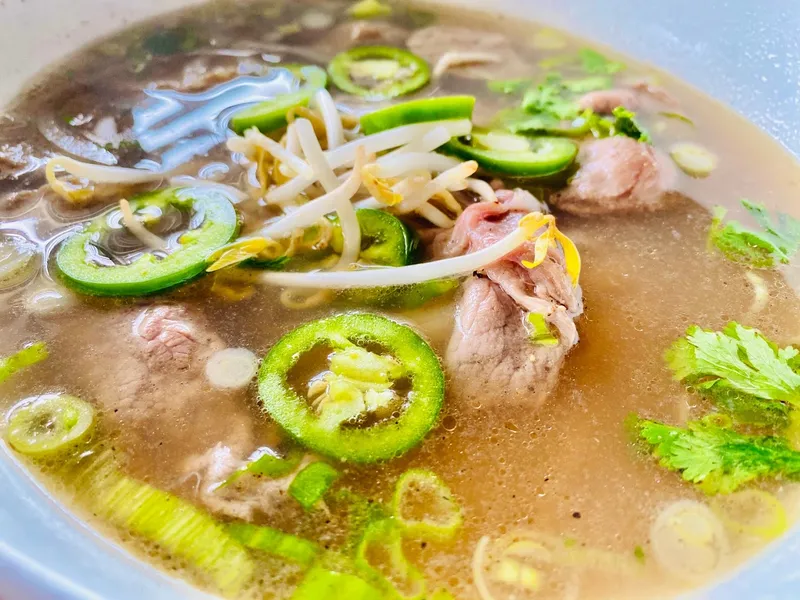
487, 78, 532, 95
355, 518, 427, 600
633, 545, 646, 565
292, 567, 382, 600
392, 469, 463, 542
230, 65, 328, 134
0, 342, 48, 385
670, 142, 718, 177
258, 313, 444, 463
526, 313, 559, 347
228, 522, 321, 566
610, 106, 650, 143
328, 46, 430, 100
359, 96, 475, 135
708, 199, 800, 268
666, 322, 799, 428
632, 414, 800, 494
221, 445, 304, 487
578, 48, 626, 75
347, 0, 392, 19
5, 394, 95, 457
443, 128, 578, 178
56, 187, 239, 296
289, 461, 340, 509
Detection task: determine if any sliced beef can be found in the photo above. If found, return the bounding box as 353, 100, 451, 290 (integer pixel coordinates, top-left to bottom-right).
406, 26, 528, 80
550, 137, 677, 216
437, 189, 583, 408
578, 82, 678, 114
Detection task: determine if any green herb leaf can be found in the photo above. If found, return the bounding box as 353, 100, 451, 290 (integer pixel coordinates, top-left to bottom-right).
521, 79, 580, 121
579, 48, 626, 75
709, 199, 800, 269
610, 106, 651, 143
633, 415, 800, 494
487, 78, 532, 95
666, 322, 800, 406
633, 546, 646, 565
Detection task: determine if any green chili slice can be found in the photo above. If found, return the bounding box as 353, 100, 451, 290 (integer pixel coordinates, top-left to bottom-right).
328, 46, 430, 100
258, 313, 444, 463
5, 393, 95, 457
360, 96, 475, 135
392, 469, 463, 542
288, 461, 341, 509
443, 128, 578, 177
230, 65, 328, 134
56, 187, 239, 296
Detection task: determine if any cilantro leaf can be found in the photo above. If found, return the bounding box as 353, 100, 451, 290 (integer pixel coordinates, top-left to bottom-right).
709, 199, 800, 268
633, 415, 800, 494
521, 79, 581, 120
610, 106, 651, 143
667, 323, 800, 404
487, 78, 532, 95
578, 48, 626, 75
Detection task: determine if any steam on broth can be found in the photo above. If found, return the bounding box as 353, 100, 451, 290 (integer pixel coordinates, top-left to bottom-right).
1, 0, 800, 598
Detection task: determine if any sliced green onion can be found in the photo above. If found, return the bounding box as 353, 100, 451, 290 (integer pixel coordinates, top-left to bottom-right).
228, 522, 321, 566
710, 489, 788, 541
360, 96, 475, 135
526, 313, 559, 347
328, 46, 430, 101
392, 469, 463, 542
660, 111, 695, 126
221, 445, 304, 487
292, 567, 382, 600
670, 142, 718, 178
5, 393, 95, 457
347, 0, 392, 19
429, 589, 457, 600
0, 342, 48, 385
0, 234, 38, 290
355, 519, 427, 600
289, 461, 340, 509
650, 500, 729, 581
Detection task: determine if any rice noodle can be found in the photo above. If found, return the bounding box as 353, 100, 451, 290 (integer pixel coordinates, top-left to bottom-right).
118, 199, 167, 251
472, 536, 495, 600
465, 178, 498, 203
227, 128, 312, 179
432, 51, 501, 78
312, 89, 345, 150
265, 119, 471, 205
397, 161, 478, 212
259, 212, 547, 289
294, 118, 339, 192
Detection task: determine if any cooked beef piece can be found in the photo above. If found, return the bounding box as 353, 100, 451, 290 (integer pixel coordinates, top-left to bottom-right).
578, 82, 678, 114
550, 137, 677, 216
315, 21, 409, 51
578, 89, 642, 114
61, 304, 259, 474
182, 442, 308, 521
436, 189, 583, 408
406, 26, 528, 79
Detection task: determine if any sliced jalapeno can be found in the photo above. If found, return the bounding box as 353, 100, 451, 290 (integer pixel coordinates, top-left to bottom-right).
230, 65, 328, 134
258, 313, 444, 463
443, 128, 578, 178
57, 187, 239, 296
328, 46, 430, 101
360, 96, 475, 135
5, 393, 95, 457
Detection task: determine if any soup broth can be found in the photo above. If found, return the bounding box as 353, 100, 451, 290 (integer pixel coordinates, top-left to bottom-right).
1, 1, 800, 598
